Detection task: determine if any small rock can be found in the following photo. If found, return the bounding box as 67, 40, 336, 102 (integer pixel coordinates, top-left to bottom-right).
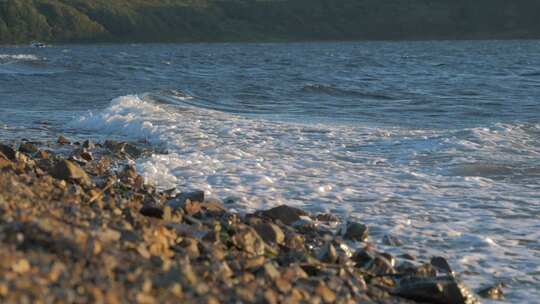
344, 222, 369, 241
82, 140, 95, 149
260, 205, 307, 225
80, 151, 93, 161
315, 213, 339, 222
318, 242, 338, 264
50, 160, 92, 186
123, 143, 142, 158
0, 144, 16, 160
233, 226, 265, 255
57, 135, 70, 145
19, 142, 38, 154
253, 223, 285, 245
431, 256, 454, 275
167, 190, 205, 210
140, 206, 164, 219
477, 283, 505, 300
394, 276, 479, 304
263, 263, 280, 280
12, 259, 31, 273
315, 283, 336, 303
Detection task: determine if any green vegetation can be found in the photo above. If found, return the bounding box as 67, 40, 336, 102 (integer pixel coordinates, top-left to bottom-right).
1, 0, 540, 44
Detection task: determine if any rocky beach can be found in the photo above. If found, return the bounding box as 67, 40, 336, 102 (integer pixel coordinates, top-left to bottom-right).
0, 137, 506, 303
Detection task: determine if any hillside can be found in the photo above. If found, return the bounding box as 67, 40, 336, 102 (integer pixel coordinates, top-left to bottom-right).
1, 0, 540, 44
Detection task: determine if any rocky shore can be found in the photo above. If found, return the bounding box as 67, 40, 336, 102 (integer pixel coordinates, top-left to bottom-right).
0, 137, 504, 303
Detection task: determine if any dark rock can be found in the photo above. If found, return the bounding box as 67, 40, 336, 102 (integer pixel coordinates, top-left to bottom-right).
352, 248, 375, 267
123, 143, 142, 158
140, 206, 164, 219
80, 151, 93, 161
253, 222, 285, 245
82, 140, 94, 149
344, 222, 369, 241
315, 213, 339, 222
57, 135, 70, 145
364, 255, 395, 275
477, 283, 505, 300
431, 256, 454, 275
0, 144, 16, 160
394, 276, 479, 304
19, 142, 38, 154
318, 242, 338, 264
260, 205, 307, 225
50, 160, 92, 186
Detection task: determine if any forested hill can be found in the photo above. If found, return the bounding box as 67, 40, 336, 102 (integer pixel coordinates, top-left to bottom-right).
1, 0, 540, 44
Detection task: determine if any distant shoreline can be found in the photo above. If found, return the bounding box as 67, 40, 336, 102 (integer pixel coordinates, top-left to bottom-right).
2, 0, 539, 45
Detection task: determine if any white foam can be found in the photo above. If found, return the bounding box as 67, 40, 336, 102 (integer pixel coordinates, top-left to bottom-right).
72, 95, 540, 300
0, 54, 40, 61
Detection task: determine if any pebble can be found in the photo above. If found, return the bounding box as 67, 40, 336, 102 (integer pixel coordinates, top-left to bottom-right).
253, 223, 285, 245
343, 222, 369, 241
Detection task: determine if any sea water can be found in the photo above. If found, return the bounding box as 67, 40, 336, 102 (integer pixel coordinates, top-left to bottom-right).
1, 41, 539, 301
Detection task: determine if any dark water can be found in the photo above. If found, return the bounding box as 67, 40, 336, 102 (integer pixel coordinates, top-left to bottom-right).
1, 41, 540, 301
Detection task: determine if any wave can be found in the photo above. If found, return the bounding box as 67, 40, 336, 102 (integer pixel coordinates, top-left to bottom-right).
301, 83, 395, 100
0, 54, 41, 62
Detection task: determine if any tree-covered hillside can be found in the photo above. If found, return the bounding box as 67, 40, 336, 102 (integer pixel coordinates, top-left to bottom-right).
1, 0, 540, 44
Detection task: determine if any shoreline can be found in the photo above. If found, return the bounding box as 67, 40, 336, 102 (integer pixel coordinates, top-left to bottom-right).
0, 137, 504, 303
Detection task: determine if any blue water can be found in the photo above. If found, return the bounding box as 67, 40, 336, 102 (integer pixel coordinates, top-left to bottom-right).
1, 41, 540, 302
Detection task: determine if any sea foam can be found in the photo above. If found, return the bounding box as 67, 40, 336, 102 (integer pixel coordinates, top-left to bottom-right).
71, 94, 540, 300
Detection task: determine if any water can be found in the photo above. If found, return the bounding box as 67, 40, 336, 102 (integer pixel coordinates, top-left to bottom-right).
1, 41, 539, 301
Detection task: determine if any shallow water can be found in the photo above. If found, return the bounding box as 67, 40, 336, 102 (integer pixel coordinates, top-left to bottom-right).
1, 41, 539, 301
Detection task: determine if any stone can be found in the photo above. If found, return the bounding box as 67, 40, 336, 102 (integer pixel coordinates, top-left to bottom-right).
315, 283, 336, 303
260, 205, 307, 225
344, 222, 369, 241
477, 283, 505, 300
19, 142, 38, 154
253, 223, 285, 245
431, 256, 454, 275
167, 190, 205, 210
315, 213, 340, 222
318, 242, 338, 264
394, 276, 479, 304
80, 151, 93, 161
50, 160, 92, 186
123, 143, 142, 158
0, 144, 16, 160
57, 135, 70, 144
140, 206, 164, 219
82, 140, 95, 149
233, 226, 265, 255
352, 248, 375, 268
263, 263, 280, 280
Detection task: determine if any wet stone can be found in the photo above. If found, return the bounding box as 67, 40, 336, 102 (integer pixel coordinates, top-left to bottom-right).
260, 205, 307, 225
431, 256, 454, 275
50, 160, 92, 186
343, 222, 369, 241
57, 135, 70, 144
140, 206, 164, 219
0, 144, 16, 160
167, 190, 205, 210
477, 283, 505, 300
19, 142, 38, 154
253, 223, 285, 245
395, 276, 479, 304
